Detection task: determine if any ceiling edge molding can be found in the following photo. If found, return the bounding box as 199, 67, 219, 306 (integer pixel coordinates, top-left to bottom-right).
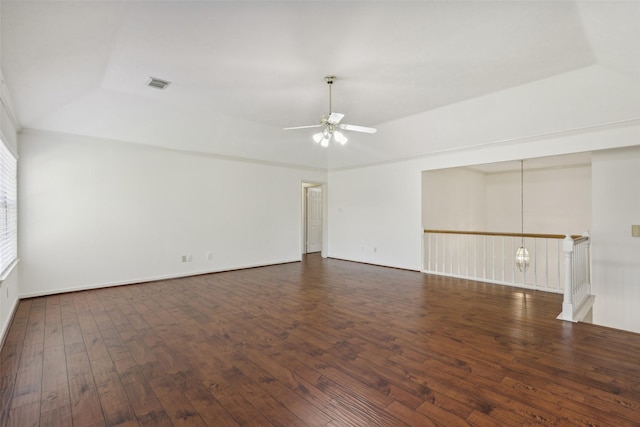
328, 117, 640, 173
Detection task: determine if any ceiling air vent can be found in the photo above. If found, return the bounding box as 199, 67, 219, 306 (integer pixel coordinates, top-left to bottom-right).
147, 77, 171, 90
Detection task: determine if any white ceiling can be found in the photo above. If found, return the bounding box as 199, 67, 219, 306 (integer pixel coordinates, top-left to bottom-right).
1, 1, 639, 169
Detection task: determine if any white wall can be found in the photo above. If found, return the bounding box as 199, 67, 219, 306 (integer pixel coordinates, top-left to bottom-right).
18, 130, 326, 297
329, 122, 640, 268
422, 168, 486, 231
328, 162, 422, 270
422, 164, 591, 233
485, 166, 591, 235
592, 147, 640, 333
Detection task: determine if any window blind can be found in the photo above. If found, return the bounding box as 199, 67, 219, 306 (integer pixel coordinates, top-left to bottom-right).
0, 138, 17, 278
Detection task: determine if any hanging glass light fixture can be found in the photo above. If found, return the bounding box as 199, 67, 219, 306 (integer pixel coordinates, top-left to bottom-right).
515, 160, 530, 272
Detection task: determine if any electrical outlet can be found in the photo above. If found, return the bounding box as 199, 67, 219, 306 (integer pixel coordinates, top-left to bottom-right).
187, 254, 193, 262
207, 252, 213, 260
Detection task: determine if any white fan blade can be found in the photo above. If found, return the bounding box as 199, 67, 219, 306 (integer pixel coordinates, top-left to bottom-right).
327, 112, 345, 124
283, 124, 323, 131
339, 123, 377, 134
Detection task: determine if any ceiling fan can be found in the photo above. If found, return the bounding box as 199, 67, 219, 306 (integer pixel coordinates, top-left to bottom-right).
283, 76, 377, 147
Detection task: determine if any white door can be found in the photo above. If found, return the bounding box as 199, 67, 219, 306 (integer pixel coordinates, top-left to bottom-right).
306, 187, 322, 253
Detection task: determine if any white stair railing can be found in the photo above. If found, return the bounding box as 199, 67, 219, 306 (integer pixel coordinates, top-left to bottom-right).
557, 233, 595, 322
422, 230, 572, 293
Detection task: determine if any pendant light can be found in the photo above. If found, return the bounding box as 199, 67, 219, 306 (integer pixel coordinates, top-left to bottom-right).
515, 160, 530, 272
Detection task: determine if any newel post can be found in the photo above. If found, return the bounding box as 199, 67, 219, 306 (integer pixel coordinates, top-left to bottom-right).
583, 231, 591, 291
561, 234, 574, 320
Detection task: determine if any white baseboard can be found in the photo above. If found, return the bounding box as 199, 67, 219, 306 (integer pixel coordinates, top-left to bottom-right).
18, 258, 302, 299
0, 297, 19, 351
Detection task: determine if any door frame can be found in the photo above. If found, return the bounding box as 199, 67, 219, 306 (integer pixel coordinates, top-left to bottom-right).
301, 181, 327, 258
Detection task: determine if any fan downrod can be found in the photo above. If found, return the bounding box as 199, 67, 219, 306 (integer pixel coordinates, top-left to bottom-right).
324, 76, 336, 114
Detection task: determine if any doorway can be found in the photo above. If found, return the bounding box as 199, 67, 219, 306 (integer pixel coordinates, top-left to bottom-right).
302, 183, 323, 254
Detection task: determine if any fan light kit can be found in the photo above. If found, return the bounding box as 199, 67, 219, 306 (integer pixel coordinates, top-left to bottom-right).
284, 76, 377, 147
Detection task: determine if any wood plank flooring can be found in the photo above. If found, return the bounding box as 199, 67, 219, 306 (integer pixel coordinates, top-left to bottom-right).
2, 254, 640, 426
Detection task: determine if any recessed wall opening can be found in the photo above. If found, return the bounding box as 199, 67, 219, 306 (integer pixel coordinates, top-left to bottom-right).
421, 152, 592, 298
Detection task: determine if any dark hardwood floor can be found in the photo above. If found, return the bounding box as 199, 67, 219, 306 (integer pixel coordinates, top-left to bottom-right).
2, 254, 640, 426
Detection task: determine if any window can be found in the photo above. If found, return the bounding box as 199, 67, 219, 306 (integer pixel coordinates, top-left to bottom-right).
0, 137, 16, 278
